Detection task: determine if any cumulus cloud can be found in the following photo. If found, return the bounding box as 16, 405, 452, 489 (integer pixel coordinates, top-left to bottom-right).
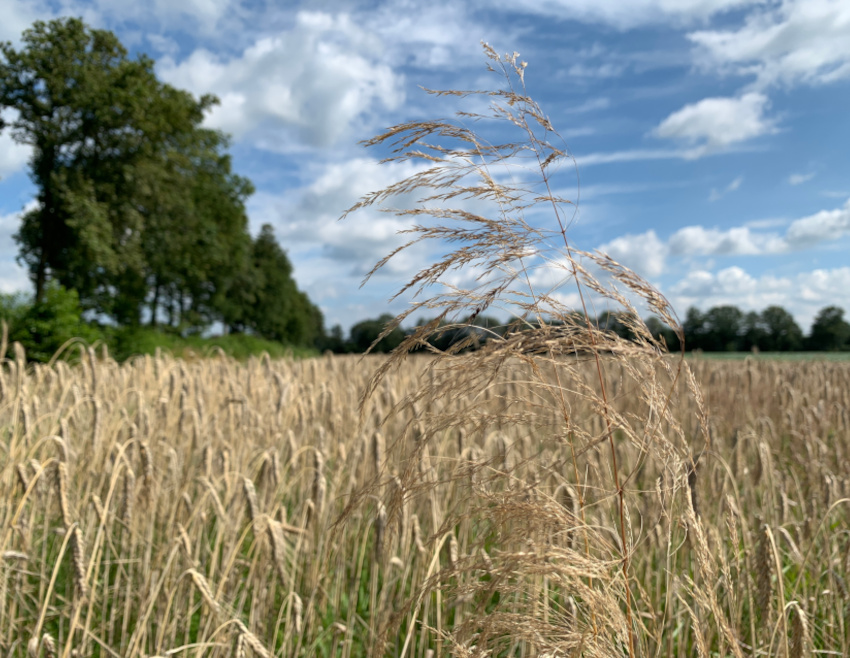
669, 265, 850, 329
246, 156, 442, 322
597, 230, 666, 278
0, 205, 32, 293
668, 225, 786, 256
785, 198, 850, 247
0, 0, 53, 44
689, 0, 850, 88
654, 92, 776, 151
158, 11, 404, 150
367, 0, 493, 69
88, 0, 238, 36
590, 197, 850, 280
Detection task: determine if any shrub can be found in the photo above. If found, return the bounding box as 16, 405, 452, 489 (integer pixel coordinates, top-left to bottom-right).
0, 283, 101, 362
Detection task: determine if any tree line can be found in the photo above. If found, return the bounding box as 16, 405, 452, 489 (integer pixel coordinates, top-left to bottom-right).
328, 304, 850, 354
0, 18, 323, 351
672, 304, 850, 352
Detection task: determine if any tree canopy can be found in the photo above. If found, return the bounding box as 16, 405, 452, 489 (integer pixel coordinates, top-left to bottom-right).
0, 18, 323, 347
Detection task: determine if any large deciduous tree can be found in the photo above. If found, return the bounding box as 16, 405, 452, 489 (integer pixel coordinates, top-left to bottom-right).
0, 18, 208, 313
1, 18, 323, 346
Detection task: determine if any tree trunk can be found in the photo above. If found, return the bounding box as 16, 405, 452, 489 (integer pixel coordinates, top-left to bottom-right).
35, 251, 47, 304
150, 280, 160, 328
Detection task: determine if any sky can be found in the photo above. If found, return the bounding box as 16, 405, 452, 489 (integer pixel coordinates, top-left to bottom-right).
1, 0, 849, 333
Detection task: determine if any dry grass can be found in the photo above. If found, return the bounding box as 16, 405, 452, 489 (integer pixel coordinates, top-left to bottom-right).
0, 351, 847, 656
2, 45, 849, 657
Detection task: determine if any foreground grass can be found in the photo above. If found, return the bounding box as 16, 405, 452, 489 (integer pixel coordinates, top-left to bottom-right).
0, 351, 847, 657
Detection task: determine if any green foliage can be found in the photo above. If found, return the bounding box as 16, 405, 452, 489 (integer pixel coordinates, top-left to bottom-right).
104, 326, 317, 362
808, 305, 850, 351
0, 283, 101, 362
0, 18, 206, 313
349, 313, 405, 353
684, 304, 807, 352
223, 224, 324, 347
756, 305, 804, 351
645, 316, 680, 351
0, 17, 324, 347
142, 128, 255, 331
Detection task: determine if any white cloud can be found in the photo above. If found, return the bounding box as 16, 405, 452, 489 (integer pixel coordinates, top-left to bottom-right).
689, 0, 850, 88
597, 230, 667, 278
654, 92, 776, 151
788, 172, 815, 185
785, 198, 850, 247
496, 0, 759, 30
0, 205, 32, 294
247, 156, 437, 314
591, 198, 850, 278
727, 176, 744, 192
89, 0, 237, 36
745, 217, 789, 229
576, 147, 708, 166
668, 225, 786, 256
0, 126, 30, 180
158, 11, 404, 150
668, 265, 850, 329
368, 1, 492, 69
709, 175, 744, 201
0, 0, 51, 44
566, 98, 611, 113
567, 62, 625, 78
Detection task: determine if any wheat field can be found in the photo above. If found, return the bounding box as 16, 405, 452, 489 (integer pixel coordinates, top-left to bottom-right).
4, 45, 849, 658
1, 346, 848, 657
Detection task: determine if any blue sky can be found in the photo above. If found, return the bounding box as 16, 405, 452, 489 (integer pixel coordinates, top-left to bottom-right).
1, 0, 849, 332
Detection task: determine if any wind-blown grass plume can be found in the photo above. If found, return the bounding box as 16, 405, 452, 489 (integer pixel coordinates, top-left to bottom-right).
343, 43, 712, 657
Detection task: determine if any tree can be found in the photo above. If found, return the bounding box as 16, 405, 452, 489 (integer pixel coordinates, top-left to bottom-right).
0, 283, 101, 362
702, 305, 745, 351
808, 306, 850, 351
683, 307, 707, 351
759, 306, 803, 351
349, 314, 405, 353
224, 224, 324, 347
140, 128, 254, 330
741, 310, 766, 351
645, 316, 680, 351
2, 18, 323, 345
0, 18, 226, 324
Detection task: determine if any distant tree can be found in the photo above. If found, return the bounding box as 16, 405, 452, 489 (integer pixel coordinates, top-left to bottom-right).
349, 314, 405, 353
683, 307, 707, 351
741, 311, 766, 351
702, 305, 745, 351
596, 310, 635, 341
645, 316, 680, 351
225, 224, 323, 347
808, 306, 850, 351
760, 306, 803, 351
318, 324, 348, 353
